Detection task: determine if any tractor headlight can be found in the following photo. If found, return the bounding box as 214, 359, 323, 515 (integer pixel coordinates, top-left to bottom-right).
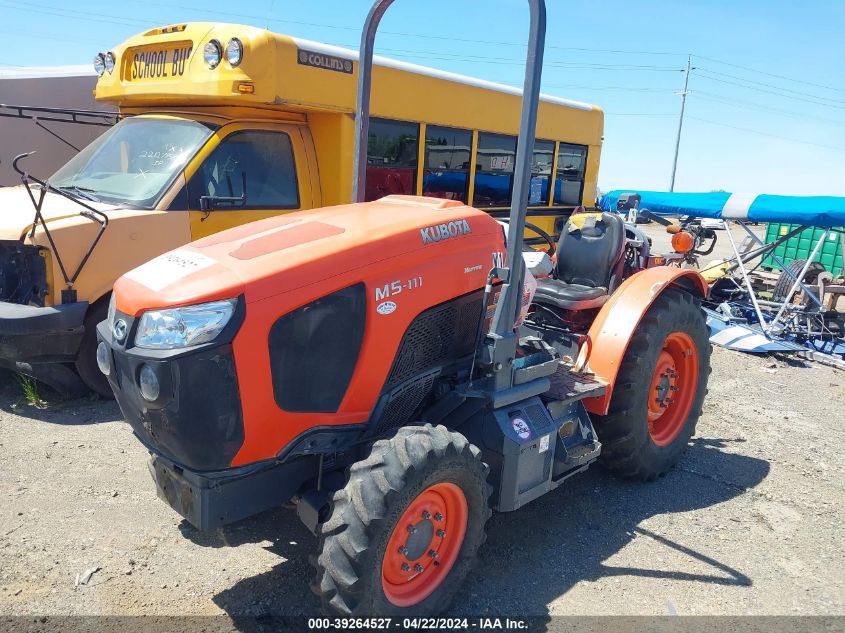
134, 298, 237, 349
225, 38, 243, 67
203, 40, 223, 69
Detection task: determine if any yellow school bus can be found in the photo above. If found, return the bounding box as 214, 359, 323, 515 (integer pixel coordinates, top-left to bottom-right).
0, 22, 603, 397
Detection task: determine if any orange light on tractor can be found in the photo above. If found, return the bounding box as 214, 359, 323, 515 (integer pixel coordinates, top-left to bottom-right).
671, 230, 695, 254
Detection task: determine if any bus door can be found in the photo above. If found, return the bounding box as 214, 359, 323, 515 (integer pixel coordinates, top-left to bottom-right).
183, 122, 318, 240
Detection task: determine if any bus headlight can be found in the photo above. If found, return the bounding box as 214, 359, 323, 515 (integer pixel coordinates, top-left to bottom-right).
203, 40, 223, 69
105, 52, 116, 74
93, 53, 106, 75
134, 298, 237, 349
226, 38, 243, 67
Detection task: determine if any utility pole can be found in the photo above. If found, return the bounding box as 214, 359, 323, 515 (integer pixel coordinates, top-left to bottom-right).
669, 54, 693, 192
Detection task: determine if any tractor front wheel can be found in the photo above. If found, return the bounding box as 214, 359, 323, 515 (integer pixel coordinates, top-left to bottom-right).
313, 424, 491, 616
593, 288, 710, 480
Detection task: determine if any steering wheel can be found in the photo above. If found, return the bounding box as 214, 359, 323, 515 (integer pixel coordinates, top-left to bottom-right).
524, 222, 557, 256
499, 219, 557, 256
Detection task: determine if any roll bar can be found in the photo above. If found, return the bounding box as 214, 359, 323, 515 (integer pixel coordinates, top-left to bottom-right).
352, 0, 547, 391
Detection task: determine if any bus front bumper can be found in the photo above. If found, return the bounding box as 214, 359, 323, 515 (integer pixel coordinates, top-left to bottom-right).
0, 300, 87, 367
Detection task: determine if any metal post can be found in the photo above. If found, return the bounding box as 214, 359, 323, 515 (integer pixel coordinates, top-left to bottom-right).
839, 230, 845, 277
350, 0, 548, 394
669, 55, 692, 192
351, 0, 395, 204
723, 219, 769, 332
489, 0, 546, 344
736, 221, 823, 308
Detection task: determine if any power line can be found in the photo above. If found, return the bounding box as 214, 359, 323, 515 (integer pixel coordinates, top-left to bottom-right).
338, 45, 684, 70
129, 0, 682, 57
687, 116, 845, 153
694, 53, 845, 95
697, 66, 845, 105
695, 72, 845, 111
0, 1, 151, 28
694, 91, 845, 126
542, 84, 674, 93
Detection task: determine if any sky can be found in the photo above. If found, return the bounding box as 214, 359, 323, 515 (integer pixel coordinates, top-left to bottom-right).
2, 0, 844, 196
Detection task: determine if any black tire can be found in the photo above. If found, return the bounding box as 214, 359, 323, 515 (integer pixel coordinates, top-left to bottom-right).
593, 288, 710, 481
74, 298, 114, 398
313, 424, 491, 616
772, 259, 825, 303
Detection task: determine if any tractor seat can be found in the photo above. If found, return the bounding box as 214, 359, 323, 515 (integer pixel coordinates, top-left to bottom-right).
534, 212, 626, 310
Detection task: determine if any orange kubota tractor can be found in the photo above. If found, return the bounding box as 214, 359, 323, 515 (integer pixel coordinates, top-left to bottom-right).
96, 0, 710, 616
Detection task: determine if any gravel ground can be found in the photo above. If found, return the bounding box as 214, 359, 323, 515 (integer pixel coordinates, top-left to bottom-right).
0, 222, 842, 619
1, 344, 842, 619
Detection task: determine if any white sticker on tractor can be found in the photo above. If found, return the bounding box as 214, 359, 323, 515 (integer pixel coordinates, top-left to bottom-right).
511, 417, 531, 440
123, 250, 216, 292
377, 301, 397, 315
539, 434, 550, 453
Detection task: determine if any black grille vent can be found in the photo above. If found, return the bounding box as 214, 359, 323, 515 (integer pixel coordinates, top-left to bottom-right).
525, 403, 549, 430
375, 371, 438, 436
386, 291, 483, 387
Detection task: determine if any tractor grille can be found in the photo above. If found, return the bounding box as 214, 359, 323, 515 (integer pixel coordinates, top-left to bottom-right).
370, 290, 484, 436
386, 290, 483, 387
374, 371, 439, 436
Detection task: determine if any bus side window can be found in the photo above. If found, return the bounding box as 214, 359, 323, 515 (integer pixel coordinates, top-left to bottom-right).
473, 133, 517, 207
529, 140, 555, 206
423, 125, 472, 203
186, 130, 300, 210
553, 143, 587, 206
365, 118, 418, 201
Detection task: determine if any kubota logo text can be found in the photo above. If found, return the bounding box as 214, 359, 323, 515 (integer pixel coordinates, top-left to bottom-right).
420, 219, 472, 245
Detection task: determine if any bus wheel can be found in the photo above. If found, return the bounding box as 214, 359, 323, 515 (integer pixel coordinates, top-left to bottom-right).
75, 298, 114, 398
593, 288, 710, 481
312, 424, 491, 616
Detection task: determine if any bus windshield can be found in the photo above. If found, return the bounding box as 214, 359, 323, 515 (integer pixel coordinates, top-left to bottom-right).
49, 117, 214, 208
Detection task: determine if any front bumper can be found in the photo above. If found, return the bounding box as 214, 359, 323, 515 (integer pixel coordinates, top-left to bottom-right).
0, 300, 87, 366
149, 451, 314, 531
96, 313, 246, 472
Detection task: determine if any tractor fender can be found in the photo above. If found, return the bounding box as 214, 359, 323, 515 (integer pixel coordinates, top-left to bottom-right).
581, 267, 707, 415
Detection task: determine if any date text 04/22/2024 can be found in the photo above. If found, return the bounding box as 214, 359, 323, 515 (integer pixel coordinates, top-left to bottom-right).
306, 617, 529, 630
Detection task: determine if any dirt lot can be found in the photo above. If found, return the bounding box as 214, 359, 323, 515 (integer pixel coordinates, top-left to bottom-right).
0, 221, 843, 620
1, 338, 843, 619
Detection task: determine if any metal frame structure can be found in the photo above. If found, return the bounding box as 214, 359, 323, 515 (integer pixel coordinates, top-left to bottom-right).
0, 103, 116, 152
11, 152, 109, 303
707, 219, 845, 366
352, 0, 549, 395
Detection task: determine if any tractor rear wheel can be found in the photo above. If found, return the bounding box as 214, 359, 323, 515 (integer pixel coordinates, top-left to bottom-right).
312, 424, 491, 616
593, 288, 710, 481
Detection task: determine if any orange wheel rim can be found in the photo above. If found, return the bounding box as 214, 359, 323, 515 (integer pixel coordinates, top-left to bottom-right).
381, 482, 468, 607
647, 331, 699, 446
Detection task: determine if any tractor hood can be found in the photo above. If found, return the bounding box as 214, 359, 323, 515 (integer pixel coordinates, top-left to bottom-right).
114, 195, 504, 317
0, 185, 119, 240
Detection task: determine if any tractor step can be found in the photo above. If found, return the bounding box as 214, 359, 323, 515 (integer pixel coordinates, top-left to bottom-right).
544, 365, 607, 404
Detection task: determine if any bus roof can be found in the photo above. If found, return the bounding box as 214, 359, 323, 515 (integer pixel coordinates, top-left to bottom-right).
290, 37, 594, 112
95, 22, 600, 116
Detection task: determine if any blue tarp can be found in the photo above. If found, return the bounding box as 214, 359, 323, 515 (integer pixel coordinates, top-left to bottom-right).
599, 190, 845, 226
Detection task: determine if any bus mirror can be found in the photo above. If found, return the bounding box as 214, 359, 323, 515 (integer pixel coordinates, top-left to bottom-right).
199, 171, 248, 217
